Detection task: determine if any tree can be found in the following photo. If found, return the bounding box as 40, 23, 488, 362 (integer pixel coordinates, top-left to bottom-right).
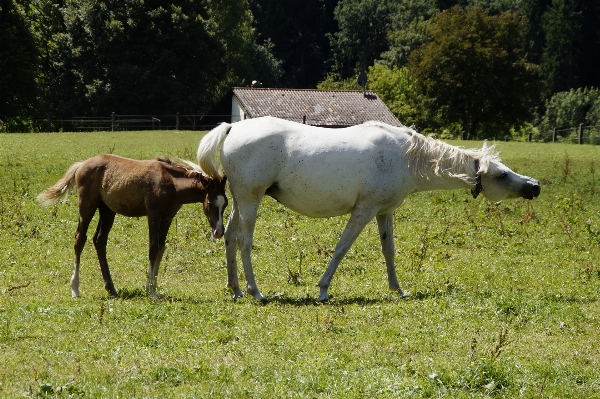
540, 0, 583, 95
407, 6, 543, 139
328, 0, 392, 79
379, 0, 437, 68
249, 0, 337, 88
23, 0, 257, 117
539, 87, 600, 133
0, 0, 39, 119
317, 64, 421, 127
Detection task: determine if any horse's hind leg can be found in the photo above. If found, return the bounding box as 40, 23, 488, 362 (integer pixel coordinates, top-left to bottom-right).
224, 198, 244, 299
93, 202, 118, 297
376, 213, 405, 297
317, 206, 379, 302
72, 206, 96, 297
146, 215, 173, 300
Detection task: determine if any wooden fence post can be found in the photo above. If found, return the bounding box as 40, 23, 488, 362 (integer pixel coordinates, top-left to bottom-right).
528, 132, 532, 142
578, 123, 583, 144
111, 112, 115, 132
552, 128, 557, 143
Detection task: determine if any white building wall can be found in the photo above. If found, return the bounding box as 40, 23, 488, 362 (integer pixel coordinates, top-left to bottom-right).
231, 96, 245, 122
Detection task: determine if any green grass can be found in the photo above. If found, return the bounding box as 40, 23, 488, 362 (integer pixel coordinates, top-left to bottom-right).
1, 131, 599, 398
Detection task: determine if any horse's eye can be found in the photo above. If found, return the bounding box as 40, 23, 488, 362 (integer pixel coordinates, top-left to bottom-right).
499, 172, 508, 179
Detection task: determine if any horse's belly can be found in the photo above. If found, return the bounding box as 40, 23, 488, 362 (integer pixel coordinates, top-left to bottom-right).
267, 180, 359, 217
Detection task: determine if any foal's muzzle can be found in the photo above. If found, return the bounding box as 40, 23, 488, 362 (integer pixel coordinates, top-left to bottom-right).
212, 224, 224, 239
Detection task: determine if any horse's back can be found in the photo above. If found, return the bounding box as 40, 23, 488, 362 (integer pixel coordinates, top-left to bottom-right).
222, 117, 413, 217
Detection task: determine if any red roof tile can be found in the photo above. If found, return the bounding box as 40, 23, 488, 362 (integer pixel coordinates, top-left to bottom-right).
232, 88, 402, 127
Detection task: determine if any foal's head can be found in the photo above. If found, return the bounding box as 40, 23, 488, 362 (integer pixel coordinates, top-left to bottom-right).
199, 174, 228, 239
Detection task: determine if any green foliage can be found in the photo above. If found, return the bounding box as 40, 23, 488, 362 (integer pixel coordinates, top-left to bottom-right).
366, 64, 421, 126
1, 131, 600, 397
17, 0, 257, 117
539, 87, 600, 133
379, 0, 437, 68
317, 64, 422, 127
0, 0, 39, 117
249, 0, 338, 88
328, 0, 393, 78
408, 6, 543, 139
540, 0, 584, 94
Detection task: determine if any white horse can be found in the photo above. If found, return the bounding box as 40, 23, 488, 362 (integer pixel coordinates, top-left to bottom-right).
197, 116, 540, 302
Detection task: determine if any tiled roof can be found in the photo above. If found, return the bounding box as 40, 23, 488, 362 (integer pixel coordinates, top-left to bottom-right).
232, 88, 402, 127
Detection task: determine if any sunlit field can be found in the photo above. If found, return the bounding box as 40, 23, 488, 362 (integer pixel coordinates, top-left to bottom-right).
1, 130, 599, 398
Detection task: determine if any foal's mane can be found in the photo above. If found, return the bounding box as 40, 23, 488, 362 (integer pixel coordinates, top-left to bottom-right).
156, 157, 204, 177
405, 131, 500, 184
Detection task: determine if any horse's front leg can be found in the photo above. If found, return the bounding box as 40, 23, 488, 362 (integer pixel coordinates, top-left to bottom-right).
376, 213, 406, 297
224, 200, 244, 299
317, 207, 379, 302
236, 198, 267, 302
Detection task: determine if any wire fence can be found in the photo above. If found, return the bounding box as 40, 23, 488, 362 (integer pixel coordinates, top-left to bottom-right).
0, 113, 230, 133
1, 114, 599, 145
527, 124, 600, 144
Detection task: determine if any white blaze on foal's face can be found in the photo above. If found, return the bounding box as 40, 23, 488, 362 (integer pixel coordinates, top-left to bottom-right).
205, 194, 226, 238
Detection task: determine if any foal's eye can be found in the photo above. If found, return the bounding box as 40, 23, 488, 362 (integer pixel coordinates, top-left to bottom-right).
499, 172, 508, 179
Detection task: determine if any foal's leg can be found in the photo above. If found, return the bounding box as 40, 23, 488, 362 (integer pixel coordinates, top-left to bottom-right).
224, 198, 244, 299
376, 213, 405, 297
316, 206, 379, 302
72, 206, 97, 298
93, 202, 118, 297
146, 213, 172, 300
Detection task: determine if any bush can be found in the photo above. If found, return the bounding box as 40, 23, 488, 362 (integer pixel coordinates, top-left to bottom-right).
539, 87, 600, 134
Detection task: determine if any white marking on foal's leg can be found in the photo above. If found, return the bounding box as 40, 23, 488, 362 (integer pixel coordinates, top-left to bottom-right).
71, 261, 80, 298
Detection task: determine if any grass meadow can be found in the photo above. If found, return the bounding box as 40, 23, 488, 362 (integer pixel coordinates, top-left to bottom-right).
0, 130, 599, 398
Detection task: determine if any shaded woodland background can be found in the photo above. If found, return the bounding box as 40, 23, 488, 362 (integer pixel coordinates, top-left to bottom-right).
1, 0, 599, 138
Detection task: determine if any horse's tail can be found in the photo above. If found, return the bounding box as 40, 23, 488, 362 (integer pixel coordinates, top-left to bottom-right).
197, 122, 232, 179
36, 162, 82, 206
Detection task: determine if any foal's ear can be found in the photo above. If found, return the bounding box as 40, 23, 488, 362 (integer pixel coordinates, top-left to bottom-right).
198, 173, 211, 187
482, 140, 489, 150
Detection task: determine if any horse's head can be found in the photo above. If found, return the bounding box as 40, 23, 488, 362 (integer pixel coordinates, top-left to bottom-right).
200, 174, 228, 239
473, 158, 540, 201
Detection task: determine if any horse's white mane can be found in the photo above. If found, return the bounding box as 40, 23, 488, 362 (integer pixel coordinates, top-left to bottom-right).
405, 131, 500, 184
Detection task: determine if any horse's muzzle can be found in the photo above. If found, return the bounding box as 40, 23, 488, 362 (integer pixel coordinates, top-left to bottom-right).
523, 180, 541, 200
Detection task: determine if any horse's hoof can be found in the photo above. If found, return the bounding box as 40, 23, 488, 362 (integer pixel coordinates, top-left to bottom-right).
71, 291, 80, 298
398, 290, 408, 298
253, 293, 268, 303
315, 294, 329, 303
232, 288, 244, 300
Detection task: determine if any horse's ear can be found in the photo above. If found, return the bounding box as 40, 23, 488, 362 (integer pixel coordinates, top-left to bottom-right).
482, 140, 489, 150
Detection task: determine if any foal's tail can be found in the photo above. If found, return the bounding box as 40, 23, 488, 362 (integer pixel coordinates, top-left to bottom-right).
197, 122, 232, 179
36, 162, 82, 206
